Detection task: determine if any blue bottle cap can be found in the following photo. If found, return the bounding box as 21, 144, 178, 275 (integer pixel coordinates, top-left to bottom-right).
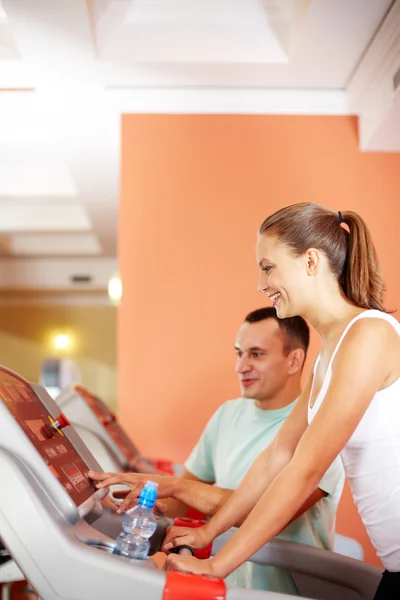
138, 481, 158, 508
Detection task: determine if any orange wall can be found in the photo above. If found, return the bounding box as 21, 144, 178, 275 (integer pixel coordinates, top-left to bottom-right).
119, 114, 400, 566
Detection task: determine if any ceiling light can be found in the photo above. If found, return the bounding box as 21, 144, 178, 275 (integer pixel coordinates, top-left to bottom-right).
108, 276, 122, 303
54, 334, 70, 350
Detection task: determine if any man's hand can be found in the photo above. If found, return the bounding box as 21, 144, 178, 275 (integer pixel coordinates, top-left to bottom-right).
101, 493, 120, 511
162, 524, 210, 552
163, 555, 216, 575
88, 470, 177, 513
111, 489, 167, 513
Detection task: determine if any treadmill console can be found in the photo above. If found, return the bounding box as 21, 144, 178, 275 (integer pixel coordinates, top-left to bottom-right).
0, 368, 96, 507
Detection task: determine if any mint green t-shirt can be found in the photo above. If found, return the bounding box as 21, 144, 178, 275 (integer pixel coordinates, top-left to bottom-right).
185, 398, 345, 595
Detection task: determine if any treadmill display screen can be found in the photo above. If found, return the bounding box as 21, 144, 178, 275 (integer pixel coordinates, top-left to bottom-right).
74, 385, 139, 462
0, 370, 96, 506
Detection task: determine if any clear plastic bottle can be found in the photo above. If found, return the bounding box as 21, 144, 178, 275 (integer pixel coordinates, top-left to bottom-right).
113, 481, 158, 560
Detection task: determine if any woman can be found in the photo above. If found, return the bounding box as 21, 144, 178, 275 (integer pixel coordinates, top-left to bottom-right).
92, 203, 400, 599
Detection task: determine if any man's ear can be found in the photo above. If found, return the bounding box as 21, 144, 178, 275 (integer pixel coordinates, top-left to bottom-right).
287, 348, 305, 375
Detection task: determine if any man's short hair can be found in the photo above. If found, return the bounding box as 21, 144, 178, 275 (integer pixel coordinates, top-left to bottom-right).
244, 307, 310, 359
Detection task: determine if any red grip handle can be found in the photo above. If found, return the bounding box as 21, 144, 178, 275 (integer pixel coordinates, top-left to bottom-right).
173, 517, 212, 560
186, 508, 207, 521
163, 570, 226, 600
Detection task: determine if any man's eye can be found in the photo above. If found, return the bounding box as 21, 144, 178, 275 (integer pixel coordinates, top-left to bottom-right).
262, 266, 272, 273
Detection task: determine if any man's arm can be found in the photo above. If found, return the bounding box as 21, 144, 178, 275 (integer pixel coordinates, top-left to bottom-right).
164, 470, 231, 517
93, 460, 327, 525
90, 469, 233, 515
161, 469, 205, 517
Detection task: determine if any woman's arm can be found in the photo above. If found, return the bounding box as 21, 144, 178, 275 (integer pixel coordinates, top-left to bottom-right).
166, 318, 397, 575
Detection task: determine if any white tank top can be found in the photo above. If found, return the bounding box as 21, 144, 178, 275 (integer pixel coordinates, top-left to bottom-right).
308, 309, 400, 572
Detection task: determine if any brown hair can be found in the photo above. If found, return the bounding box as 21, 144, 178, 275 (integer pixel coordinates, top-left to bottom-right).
259, 202, 387, 312
244, 307, 310, 361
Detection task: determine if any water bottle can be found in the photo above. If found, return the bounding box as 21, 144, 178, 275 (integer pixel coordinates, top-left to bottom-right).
113, 481, 158, 560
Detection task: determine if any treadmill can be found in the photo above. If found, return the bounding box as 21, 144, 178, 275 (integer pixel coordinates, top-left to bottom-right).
0, 366, 382, 600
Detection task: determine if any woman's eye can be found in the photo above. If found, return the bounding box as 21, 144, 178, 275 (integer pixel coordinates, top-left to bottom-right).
262, 266, 272, 273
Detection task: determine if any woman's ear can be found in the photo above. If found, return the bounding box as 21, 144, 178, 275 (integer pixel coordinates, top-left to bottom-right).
305, 248, 320, 276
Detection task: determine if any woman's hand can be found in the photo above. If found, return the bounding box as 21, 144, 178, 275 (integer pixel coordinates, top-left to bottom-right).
162, 524, 210, 552
163, 555, 216, 575
88, 470, 177, 513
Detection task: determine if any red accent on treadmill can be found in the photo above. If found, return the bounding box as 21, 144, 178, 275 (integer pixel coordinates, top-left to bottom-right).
56, 413, 70, 428
99, 413, 116, 426
163, 570, 226, 600
153, 459, 174, 475
173, 518, 212, 560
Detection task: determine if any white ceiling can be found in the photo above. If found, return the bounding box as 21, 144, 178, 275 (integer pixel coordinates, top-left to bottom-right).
0, 0, 399, 297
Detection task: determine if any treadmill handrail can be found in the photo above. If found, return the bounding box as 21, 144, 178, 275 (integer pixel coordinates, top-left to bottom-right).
212, 533, 381, 595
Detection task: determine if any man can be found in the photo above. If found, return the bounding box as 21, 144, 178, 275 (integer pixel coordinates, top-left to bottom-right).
91, 308, 345, 594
